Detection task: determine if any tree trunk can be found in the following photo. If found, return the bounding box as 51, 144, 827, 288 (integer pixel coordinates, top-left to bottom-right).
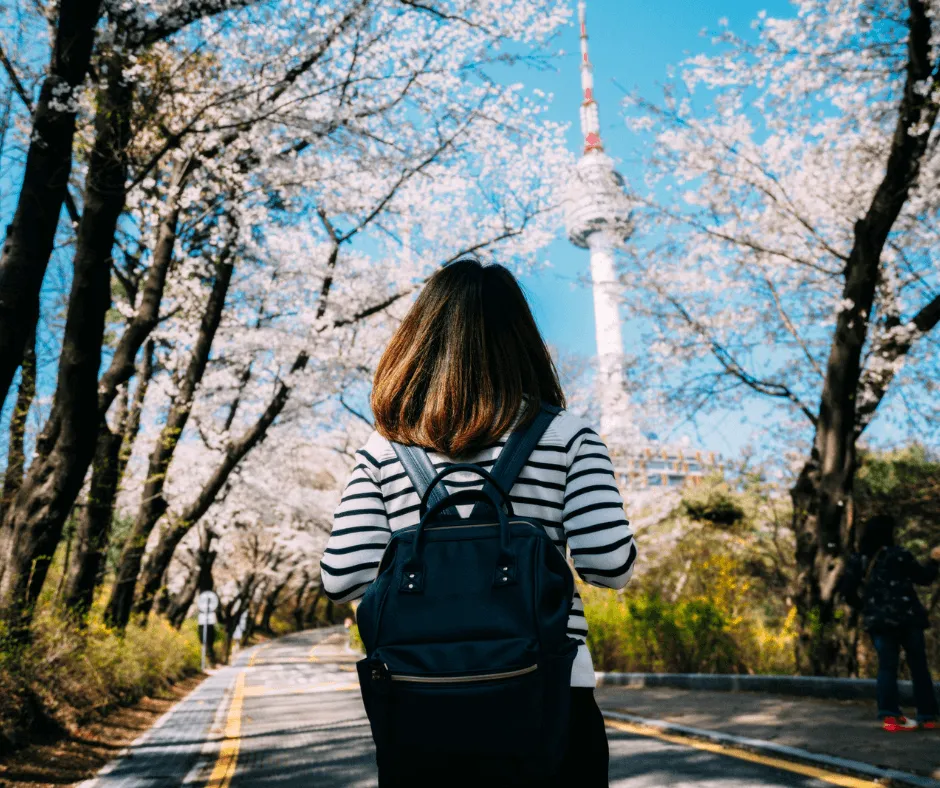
306, 584, 325, 628
107, 254, 235, 628
62, 342, 154, 615
0, 53, 131, 636
166, 530, 216, 628
790, 0, 939, 675
0, 0, 103, 406
291, 577, 310, 632
132, 351, 306, 619
61, 425, 122, 614
1, 330, 36, 516
259, 570, 292, 634
0, 329, 36, 564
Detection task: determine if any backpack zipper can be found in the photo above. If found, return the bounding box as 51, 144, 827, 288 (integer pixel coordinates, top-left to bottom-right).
388, 663, 537, 684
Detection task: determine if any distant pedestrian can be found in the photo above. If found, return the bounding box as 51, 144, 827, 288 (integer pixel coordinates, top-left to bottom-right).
843, 514, 940, 731
320, 258, 637, 786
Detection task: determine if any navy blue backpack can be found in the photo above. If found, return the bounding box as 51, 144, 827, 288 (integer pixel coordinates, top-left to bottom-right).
355, 404, 578, 780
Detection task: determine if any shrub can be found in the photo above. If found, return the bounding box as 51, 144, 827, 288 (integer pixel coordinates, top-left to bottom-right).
680, 478, 746, 528
584, 588, 743, 673
348, 623, 364, 653
582, 552, 799, 676
0, 610, 200, 755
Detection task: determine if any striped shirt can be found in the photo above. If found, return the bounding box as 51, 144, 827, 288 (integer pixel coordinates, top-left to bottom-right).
320, 409, 637, 687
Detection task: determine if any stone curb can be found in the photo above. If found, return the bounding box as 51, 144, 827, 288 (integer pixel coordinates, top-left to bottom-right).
595, 671, 940, 706
602, 710, 940, 788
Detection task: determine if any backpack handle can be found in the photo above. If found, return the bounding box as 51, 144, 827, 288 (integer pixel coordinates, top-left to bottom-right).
418, 463, 513, 517
401, 486, 516, 594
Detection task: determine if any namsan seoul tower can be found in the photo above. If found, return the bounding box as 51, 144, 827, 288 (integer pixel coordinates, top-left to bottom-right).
564, 1, 722, 489
565, 0, 640, 456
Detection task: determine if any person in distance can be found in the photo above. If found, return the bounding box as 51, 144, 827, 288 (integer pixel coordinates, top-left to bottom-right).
843, 514, 940, 732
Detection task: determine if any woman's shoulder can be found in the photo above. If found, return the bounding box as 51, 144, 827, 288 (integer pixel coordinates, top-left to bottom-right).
541, 408, 602, 452
356, 430, 396, 470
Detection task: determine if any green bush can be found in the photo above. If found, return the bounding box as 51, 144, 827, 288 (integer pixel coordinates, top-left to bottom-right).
585, 589, 743, 673
680, 478, 746, 528
348, 623, 364, 653
0, 610, 201, 754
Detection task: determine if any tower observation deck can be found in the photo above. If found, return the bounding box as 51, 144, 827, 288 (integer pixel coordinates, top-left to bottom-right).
564, 1, 720, 490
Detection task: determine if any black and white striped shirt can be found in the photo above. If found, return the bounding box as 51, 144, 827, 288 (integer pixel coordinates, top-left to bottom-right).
320, 409, 637, 687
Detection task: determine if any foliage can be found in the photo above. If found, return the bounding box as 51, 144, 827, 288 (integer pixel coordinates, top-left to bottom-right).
0, 609, 200, 754
586, 468, 798, 675
680, 476, 746, 528
348, 622, 364, 653
588, 447, 940, 677
854, 445, 940, 551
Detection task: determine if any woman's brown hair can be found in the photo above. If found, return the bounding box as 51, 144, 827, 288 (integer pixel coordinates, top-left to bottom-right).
371, 257, 565, 456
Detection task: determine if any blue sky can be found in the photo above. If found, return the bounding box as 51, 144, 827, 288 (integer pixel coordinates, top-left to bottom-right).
513, 0, 800, 458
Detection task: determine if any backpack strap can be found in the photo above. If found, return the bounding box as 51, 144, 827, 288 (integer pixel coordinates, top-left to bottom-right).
391, 443, 458, 518
470, 403, 561, 518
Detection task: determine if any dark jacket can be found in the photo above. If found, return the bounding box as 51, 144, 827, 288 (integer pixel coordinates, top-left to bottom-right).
842, 547, 938, 632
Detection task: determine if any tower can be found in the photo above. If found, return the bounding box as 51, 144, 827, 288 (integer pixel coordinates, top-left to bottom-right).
564, 0, 640, 455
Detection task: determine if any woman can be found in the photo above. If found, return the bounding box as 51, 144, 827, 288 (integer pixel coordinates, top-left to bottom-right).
843, 514, 940, 731
320, 258, 637, 786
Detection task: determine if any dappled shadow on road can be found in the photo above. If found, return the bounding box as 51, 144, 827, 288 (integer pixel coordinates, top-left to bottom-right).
233, 723, 378, 787
607, 729, 828, 787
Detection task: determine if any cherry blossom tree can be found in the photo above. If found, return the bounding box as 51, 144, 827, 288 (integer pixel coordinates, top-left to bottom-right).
0, 0, 572, 634
620, 0, 939, 671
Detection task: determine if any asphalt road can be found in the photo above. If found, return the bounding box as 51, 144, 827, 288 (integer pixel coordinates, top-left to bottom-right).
81, 629, 866, 788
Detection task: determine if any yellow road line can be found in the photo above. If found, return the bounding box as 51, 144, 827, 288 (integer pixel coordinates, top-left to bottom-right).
242, 681, 360, 698
604, 719, 879, 788
206, 671, 246, 788
247, 644, 269, 667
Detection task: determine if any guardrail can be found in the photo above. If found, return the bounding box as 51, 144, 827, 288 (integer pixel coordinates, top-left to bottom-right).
595, 671, 940, 706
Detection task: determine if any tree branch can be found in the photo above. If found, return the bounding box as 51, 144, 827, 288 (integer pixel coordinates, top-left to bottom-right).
856, 291, 940, 433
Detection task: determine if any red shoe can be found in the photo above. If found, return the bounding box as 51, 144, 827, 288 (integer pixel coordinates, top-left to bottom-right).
918, 720, 938, 731
883, 716, 917, 732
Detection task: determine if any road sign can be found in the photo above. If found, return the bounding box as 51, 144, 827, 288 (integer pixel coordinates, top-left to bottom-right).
197, 590, 219, 614
197, 591, 220, 671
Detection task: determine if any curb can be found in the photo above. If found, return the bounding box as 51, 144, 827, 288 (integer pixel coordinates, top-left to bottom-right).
595, 672, 940, 705
602, 710, 940, 788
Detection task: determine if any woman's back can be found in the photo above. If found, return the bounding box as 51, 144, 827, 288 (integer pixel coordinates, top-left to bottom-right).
321, 257, 635, 786
321, 407, 636, 687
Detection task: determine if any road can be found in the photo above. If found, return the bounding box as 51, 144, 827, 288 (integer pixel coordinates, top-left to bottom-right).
81, 629, 873, 788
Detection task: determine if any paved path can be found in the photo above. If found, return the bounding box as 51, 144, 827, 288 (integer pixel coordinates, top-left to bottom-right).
597, 684, 940, 780
81, 630, 886, 788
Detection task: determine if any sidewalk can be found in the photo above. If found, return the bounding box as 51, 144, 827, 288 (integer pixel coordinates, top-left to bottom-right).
595, 684, 940, 781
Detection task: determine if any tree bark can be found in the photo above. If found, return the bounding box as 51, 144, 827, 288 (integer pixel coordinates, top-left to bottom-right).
259, 570, 293, 634
62, 341, 155, 615
306, 584, 325, 628
1, 330, 36, 527
790, 0, 940, 674
0, 52, 131, 636
0, 0, 103, 407
291, 576, 311, 632
107, 251, 235, 628
166, 529, 216, 629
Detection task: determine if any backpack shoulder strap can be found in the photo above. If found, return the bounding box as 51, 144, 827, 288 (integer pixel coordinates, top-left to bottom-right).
471, 403, 561, 518
391, 443, 457, 517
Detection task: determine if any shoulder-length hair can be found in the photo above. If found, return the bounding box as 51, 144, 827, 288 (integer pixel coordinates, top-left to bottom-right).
371, 257, 565, 456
